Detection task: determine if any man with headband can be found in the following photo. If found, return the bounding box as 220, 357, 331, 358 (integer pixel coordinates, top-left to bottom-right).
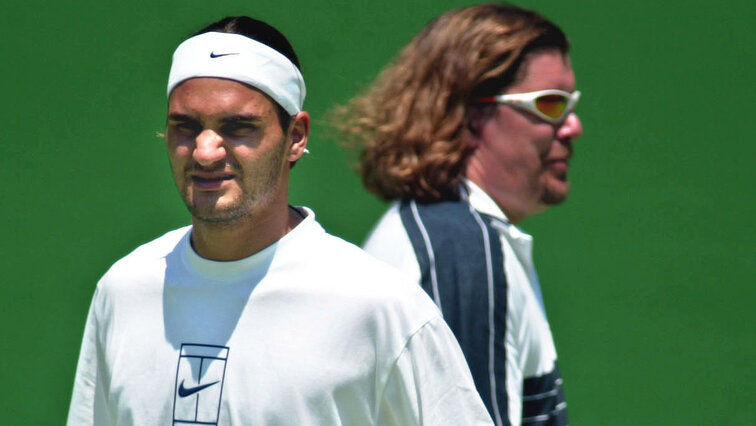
67, 16, 493, 425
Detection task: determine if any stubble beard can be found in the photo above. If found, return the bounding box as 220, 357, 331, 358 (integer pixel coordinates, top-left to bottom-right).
187, 192, 259, 225
181, 139, 288, 227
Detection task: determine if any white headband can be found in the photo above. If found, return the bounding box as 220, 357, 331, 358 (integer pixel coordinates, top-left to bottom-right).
167, 32, 306, 115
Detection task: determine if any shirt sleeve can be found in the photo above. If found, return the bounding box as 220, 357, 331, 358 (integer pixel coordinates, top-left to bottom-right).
377, 316, 494, 426
67, 289, 110, 426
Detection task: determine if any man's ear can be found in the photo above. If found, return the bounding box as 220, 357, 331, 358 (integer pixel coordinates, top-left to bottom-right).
287, 111, 310, 162
466, 106, 487, 147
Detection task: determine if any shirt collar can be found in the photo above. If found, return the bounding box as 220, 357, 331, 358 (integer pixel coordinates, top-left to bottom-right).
462, 179, 533, 241
462, 178, 508, 222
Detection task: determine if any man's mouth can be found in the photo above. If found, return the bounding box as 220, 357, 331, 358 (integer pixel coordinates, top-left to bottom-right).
190, 173, 234, 189
544, 158, 569, 179
546, 157, 568, 167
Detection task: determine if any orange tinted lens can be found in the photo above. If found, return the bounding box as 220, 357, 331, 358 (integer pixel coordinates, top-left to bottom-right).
535, 94, 567, 118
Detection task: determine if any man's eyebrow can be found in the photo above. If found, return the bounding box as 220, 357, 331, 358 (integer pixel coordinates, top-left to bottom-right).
220, 114, 263, 124
165, 113, 264, 125
167, 113, 197, 122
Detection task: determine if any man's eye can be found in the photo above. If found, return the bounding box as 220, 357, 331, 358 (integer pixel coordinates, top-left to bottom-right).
222, 122, 256, 136
174, 122, 202, 135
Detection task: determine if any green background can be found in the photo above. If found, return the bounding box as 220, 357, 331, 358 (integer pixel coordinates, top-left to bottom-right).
2, 0, 754, 424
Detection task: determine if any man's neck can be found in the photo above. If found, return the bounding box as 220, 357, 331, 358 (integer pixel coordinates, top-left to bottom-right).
464, 176, 530, 225
189, 205, 303, 261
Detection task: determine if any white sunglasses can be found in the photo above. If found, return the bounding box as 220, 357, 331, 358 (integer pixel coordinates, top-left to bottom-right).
474, 89, 581, 124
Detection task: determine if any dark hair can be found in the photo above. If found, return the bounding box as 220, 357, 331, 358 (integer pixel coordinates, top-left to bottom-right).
331, 4, 569, 201
194, 16, 300, 131
194, 16, 300, 69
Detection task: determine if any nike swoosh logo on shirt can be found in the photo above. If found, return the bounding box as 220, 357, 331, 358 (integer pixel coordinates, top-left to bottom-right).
178, 379, 220, 397
210, 51, 239, 58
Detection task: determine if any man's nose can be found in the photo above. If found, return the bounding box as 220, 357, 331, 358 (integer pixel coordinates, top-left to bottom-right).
193, 129, 226, 166
557, 112, 583, 141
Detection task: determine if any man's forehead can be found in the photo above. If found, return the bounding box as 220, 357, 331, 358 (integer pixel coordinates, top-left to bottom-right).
168, 77, 277, 117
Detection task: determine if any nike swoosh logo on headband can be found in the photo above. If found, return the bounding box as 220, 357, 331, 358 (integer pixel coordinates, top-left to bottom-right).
210, 51, 239, 58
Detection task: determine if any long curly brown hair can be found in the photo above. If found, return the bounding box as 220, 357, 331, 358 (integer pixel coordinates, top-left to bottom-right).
330, 3, 569, 201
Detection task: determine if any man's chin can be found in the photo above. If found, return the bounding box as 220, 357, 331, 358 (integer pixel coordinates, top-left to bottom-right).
540, 182, 570, 206
186, 203, 248, 224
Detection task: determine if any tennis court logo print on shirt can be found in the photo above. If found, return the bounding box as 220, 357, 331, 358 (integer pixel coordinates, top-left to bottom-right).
173, 343, 230, 425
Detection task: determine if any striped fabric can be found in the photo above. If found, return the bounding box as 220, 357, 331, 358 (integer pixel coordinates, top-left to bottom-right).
522, 364, 568, 425
398, 197, 568, 426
